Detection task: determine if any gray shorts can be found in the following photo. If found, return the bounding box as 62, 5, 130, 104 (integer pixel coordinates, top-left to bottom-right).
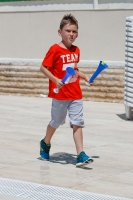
49, 99, 84, 129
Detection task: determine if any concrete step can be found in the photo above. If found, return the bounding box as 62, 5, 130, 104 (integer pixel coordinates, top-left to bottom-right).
0, 65, 124, 102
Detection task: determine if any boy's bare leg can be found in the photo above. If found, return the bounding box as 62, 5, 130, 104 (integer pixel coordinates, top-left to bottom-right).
73, 124, 83, 155
44, 124, 56, 144
73, 124, 93, 167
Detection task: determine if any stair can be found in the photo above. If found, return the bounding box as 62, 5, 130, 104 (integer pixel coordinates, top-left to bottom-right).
0, 65, 124, 102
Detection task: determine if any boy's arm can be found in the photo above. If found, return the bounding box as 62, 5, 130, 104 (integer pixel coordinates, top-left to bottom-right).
40, 65, 63, 88
78, 70, 92, 86
78, 70, 89, 82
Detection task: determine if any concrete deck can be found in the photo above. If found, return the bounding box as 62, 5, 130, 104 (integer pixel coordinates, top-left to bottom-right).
0, 95, 133, 200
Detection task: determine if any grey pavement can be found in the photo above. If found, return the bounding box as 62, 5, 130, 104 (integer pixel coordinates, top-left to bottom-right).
0, 95, 133, 200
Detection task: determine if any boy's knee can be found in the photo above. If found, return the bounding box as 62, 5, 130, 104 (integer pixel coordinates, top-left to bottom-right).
49, 122, 59, 129
49, 120, 65, 129
70, 121, 84, 128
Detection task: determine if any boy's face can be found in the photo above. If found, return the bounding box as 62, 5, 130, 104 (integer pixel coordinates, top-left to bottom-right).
58, 23, 78, 47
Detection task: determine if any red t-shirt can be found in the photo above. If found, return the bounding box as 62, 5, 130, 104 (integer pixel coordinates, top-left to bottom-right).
42, 44, 82, 100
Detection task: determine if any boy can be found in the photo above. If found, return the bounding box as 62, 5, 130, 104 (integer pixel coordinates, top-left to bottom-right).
40, 14, 93, 167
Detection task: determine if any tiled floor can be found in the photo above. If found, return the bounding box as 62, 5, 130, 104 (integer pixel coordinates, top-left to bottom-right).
0, 95, 133, 199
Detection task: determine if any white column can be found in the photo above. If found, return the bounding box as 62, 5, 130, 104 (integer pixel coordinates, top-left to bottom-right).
93, 0, 98, 9
125, 16, 133, 120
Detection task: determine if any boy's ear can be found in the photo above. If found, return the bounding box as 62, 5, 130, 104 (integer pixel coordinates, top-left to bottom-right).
58, 29, 61, 36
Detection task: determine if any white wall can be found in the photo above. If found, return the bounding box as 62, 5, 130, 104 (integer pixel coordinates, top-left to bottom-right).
0, 2, 133, 61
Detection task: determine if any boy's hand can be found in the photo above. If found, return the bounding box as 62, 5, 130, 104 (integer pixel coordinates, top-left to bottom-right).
55, 78, 64, 89
85, 76, 93, 87
83, 75, 93, 85
86, 81, 93, 87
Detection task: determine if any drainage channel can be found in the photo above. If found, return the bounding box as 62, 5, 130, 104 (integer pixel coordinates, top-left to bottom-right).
0, 178, 132, 200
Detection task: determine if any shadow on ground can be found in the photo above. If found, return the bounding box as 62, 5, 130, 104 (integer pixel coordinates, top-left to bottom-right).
38, 152, 99, 170
116, 113, 133, 121
117, 113, 127, 120
50, 152, 77, 165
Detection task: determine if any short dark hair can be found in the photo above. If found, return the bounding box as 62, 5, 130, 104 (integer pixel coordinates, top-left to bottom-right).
60, 14, 78, 30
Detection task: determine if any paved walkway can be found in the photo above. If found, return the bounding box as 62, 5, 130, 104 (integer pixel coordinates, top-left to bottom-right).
0, 95, 133, 199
